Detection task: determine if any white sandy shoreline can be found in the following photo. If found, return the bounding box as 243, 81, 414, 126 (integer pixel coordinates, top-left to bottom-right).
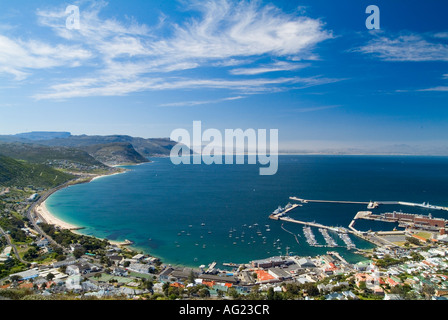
90, 171, 125, 182
34, 169, 136, 247
34, 201, 80, 230
36, 201, 135, 247
34, 171, 125, 230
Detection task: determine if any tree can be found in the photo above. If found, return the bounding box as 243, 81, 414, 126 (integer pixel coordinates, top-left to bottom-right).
24, 247, 39, 261
141, 279, 153, 290
46, 273, 55, 281
73, 247, 85, 259
188, 270, 196, 284
303, 282, 319, 297
406, 237, 421, 246
199, 288, 210, 298
227, 287, 240, 299
162, 282, 170, 296
267, 287, 275, 300
248, 285, 262, 300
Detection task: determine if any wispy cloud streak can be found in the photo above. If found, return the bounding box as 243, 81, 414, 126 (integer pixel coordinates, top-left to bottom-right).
159, 96, 245, 107
354, 33, 448, 62
0, 0, 338, 99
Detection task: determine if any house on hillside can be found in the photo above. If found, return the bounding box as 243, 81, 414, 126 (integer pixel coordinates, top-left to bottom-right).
66, 263, 101, 276
35, 238, 50, 248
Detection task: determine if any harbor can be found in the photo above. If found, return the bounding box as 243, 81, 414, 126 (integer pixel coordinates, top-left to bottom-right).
269, 201, 358, 249
350, 210, 448, 232
269, 195, 448, 251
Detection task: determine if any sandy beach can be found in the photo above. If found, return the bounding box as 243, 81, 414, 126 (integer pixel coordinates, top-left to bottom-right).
35, 202, 134, 248
33, 170, 135, 247
90, 171, 125, 182
34, 201, 81, 230
34, 170, 126, 230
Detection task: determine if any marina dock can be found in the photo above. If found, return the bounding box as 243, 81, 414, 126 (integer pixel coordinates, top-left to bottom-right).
289, 196, 448, 211
270, 214, 344, 233
269, 196, 448, 251
289, 196, 370, 205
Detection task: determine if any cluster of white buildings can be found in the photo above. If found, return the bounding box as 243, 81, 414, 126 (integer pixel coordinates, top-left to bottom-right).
3, 231, 448, 300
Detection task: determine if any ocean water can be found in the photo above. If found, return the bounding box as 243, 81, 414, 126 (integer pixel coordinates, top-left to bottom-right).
46, 155, 448, 267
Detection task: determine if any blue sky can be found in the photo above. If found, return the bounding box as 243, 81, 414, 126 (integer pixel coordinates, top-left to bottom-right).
0, 0, 447, 151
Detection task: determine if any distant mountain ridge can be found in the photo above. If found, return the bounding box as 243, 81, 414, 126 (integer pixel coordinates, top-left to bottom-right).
81, 142, 149, 166
13, 132, 72, 141
0, 132, 178, 166
16, 133, 176, 157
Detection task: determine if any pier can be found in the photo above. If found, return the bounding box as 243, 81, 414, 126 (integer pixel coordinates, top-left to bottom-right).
319, 228, 338, 247
222, 262, 240, 268
206, 262, 217, 273
328, 251, 350, 266
270, 214, 343, 234
269, 204, 381, 247
290, 196, 370, 205
290, 196, 448, 212
270, 196, 448, 251
303, 226, 319, 247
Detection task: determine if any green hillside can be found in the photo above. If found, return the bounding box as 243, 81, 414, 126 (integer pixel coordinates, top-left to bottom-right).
82, 142, 149, 166
0, 143, 106, 166
0, 142, 110, 173
0, 155, 74, 188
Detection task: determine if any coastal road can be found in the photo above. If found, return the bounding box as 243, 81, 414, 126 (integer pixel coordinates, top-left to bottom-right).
26, 201, 64, 252
25, 177, 85, 255
0, 226, 26, 264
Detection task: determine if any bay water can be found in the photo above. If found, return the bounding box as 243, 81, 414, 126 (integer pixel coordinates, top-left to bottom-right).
46, 155, 448, 267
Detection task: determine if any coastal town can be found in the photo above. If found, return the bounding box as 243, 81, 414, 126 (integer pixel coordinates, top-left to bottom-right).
1, 179, 448, 301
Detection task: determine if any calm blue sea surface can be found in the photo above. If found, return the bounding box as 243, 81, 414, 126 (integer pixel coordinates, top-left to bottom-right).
46, 155, 448, 267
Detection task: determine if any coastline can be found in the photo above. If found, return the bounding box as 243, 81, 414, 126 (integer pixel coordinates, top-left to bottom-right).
34, 170, 127, 231
35, 167, 137, 248
33, 158, 378, 266
69, 227, 135, 248
90, 170, 126, 182
37, 202, 137, 247
34, 201, 80, 231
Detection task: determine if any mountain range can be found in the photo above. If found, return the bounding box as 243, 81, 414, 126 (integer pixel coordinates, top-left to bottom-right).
0, 132, 177, 167
0, 132, 179, 187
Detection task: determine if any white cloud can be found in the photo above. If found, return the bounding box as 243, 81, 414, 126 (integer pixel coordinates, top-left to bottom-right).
148, 0, 332, 61
230, 61, 307, 75
294, 105, 340, 113
0, 34, 91, 80
355, 33, 448, 62
159, 96, 245, 107
433, 32, 448, 39
34, 76, 340, 100
7, 0, 336, 99
418, 86, 448, 92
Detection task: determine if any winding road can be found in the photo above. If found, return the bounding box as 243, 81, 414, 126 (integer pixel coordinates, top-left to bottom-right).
0, 226, 26, 264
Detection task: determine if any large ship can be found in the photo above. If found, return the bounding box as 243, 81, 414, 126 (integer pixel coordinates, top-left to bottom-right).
272, 205, 284, 214
367, 201, 379, 209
